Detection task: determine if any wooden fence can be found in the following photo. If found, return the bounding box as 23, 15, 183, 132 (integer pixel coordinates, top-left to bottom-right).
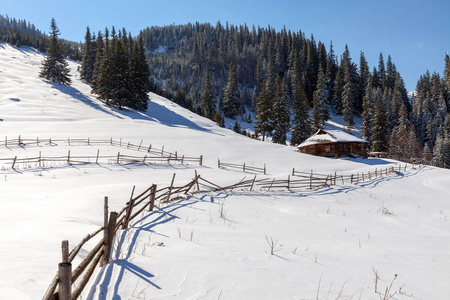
218, 159, 266, 174
0, 137, 203, 169
42, 163, 411, 299
1, 136, 198, 161
42, 172, 202, 300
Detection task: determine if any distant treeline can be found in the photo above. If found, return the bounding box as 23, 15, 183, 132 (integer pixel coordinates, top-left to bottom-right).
0, 14, 81, 60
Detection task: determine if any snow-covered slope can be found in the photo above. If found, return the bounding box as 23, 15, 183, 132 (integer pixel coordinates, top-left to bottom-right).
0, 43, 449, 299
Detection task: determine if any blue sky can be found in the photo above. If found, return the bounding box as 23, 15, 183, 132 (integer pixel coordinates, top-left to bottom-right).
3, 0, 449, 91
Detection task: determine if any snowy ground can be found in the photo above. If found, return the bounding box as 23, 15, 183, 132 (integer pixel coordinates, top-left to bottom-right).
0, 43, 449, 299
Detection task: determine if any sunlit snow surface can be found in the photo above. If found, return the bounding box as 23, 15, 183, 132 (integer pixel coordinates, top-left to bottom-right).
0, 43, 449, 299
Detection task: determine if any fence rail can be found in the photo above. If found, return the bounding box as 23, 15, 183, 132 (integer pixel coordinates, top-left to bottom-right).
218, 159, 266, 174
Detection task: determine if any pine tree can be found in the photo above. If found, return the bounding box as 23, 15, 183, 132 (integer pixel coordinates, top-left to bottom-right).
361, 75, 374, 143
222, 62, 241, 118
91, 32, 104, 95
255, 79, 273, 141
272, 77, 291, 144
312, 64, 329, 130
291, 81, 312, 146
201, 66, 215, 119
342, 64, 354, 131
130, 35, 150, 111
39, 18, 71, 85
80, 26, 95, 83
371, 88, 389, 152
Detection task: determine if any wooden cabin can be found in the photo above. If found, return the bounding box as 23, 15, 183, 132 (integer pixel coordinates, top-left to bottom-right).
298, 129, 369, 158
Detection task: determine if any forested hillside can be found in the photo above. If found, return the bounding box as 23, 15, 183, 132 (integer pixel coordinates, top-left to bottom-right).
139, 22, 450, 166
2, 17, 450, 167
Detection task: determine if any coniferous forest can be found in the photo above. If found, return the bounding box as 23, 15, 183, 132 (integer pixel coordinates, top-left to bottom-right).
1, 17, 450, 168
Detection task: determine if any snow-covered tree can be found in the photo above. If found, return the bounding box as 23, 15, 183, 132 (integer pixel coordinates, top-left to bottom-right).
291, 81, 312, 146
39, 18, 71, 85
222, 62, 241, 118
272, 77, 291, 145
312, 65, 329, 130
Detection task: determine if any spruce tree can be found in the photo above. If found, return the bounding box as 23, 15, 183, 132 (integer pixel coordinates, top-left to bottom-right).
312, 64, 329, 130
371, 88, 389, 152
39, 18, 71, 85
222, 62, 241, 118
201, 66, 215, 119
342, 65, 354, 131
272, 77, 291, 145
361, 75, 374, 143
80, 26, 95, 83
255, 80, 273, 141
130, 35, 150, 111
291, 81, 312, 146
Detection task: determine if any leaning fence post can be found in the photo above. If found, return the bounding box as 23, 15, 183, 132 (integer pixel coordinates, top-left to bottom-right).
250, 175, 257, 191
166, 173, 176, 203
96, 149, 100, 164
101, 197, 109, 267
138, 139, 143, 151
12, 156, 17, 169
59, 240, 72, 300
149, 184, 157, 212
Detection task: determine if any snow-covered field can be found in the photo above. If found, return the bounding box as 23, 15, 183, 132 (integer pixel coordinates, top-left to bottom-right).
0, 43, 449, 299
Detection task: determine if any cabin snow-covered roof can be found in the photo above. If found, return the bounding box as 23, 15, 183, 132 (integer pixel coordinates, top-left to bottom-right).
298, 129, 369, 148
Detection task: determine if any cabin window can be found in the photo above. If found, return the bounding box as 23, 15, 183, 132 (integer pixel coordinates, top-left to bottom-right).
361, 144, 365, 151
338, 144, 343, 151
325, 145, 331, 152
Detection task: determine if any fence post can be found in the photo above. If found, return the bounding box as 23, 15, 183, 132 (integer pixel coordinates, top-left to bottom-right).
166, 173, 176, 203
218, 159, 220, 168
67, 150, 70, 165
39, 151, 41, 168
122, 186, 136, 229
181, 155, 184, 164
149, 184, 157, 212
288, 175, 291, 191
12, 156, 17, 169
138, 139, 143, 151
88, 137, 90, 145
5, 136, 7, 147
59, 240, 72, 300
292, 168, 295, 176
195, 170, 200, 191
147, 144, 152, 153
350, 174, 354, 184
199, 155, 203, 166
127, 142, 130, 149
18, 135, 21, 146
250, 175, 257, 191
264, 164, 266, 175
161, 145, 164, 156
309, 172, 312, 189
175, 151, 178, 160
101, 197, 109, 267
106, 211, 117, 261
117, 152, 120, 164
143, 155, 147, 164
334, 172, 337, 185
96, 149, 100, 164
243, 163, 246, 172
